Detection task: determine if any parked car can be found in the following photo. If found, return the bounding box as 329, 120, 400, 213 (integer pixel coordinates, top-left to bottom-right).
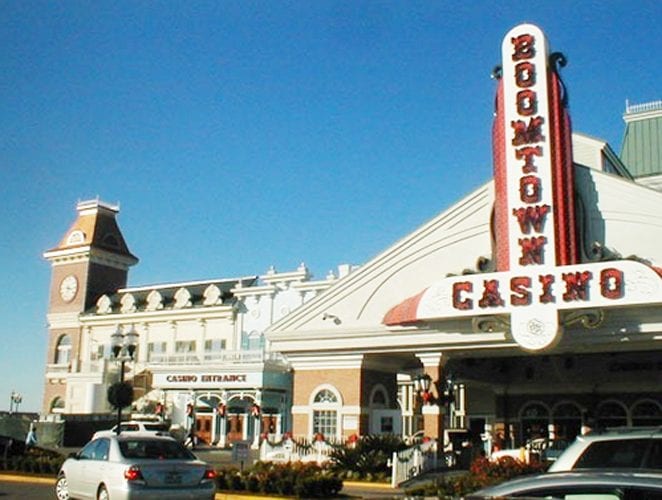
490, 438, 569, 463
466, 470, 662, 499
92, 420, 172, 439
549, 427, 662, 472
55, 434, 216, 500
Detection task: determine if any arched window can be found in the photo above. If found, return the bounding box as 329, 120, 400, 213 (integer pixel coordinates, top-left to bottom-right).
369, 385, 389, 409
311, 387, 340, 439
520, 401, 550, 442
55, 335, 72, 365
50, 396, 65, 413
314, 389, 338, 404
552, 401, 582, 441
631, 400, 662, 426
596, 400, 628, 428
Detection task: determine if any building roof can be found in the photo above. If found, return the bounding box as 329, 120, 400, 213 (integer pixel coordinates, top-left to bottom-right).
620, 100, 662, 178
44, 199, 138, 263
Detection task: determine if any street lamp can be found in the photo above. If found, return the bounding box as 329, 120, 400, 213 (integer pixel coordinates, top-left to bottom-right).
414, 373, 455, 406
110, 325, 139, 433
9, 391, 22, 415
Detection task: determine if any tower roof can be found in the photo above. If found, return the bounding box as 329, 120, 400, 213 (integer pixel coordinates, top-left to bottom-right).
620, 100, 662, 178
44, 199, 138, 263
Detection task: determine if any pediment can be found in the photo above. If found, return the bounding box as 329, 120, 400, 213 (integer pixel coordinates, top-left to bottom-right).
267, 181, 494, 335
267, 166, 662, 343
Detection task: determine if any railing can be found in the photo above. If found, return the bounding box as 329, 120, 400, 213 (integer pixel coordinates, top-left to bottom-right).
390, 440, 437, 488
625, 100, 662, 114
45, 363, 70, 378
148, 350, 286, 365
259, 437, 336, 464
78, 359, 108, 373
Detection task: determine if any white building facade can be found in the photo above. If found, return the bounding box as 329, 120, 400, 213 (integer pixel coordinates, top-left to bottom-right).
43, 205, 347, 446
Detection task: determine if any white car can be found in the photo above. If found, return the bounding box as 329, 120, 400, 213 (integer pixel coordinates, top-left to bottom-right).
55, 434, 216, 500
491, 437, 569, 462
467, 470, 662, 499
92, 421, 171, 440
549, 427, 662, 472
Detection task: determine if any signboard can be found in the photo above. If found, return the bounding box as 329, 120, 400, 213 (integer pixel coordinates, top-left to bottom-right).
232, 440, 251, 462
414, 260, 662, 350
152, 371, 262, 389
384, 23, 662, 351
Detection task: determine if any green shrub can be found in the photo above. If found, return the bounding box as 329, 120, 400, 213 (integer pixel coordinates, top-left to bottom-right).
405, 456, 548, 498
3, 447, 65, 476
330, 434, 407, 479
215, 461, 343, 498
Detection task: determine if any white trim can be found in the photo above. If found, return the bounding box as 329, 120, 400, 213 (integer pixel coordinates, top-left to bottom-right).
48, 312, 81, 329
80, 304, 235, 325
287, 354, 364, 370
309, 384, 343, 407
121, 276, 257, 294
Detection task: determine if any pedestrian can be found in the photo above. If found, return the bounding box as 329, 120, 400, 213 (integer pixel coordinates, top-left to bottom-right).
184, 425, 196, 449
25, 423, 37, 448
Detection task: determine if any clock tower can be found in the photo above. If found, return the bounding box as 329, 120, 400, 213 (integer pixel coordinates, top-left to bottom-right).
42, 199, 138, 414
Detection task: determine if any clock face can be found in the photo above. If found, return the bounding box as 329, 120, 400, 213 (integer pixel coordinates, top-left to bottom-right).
59, 275, 78, 302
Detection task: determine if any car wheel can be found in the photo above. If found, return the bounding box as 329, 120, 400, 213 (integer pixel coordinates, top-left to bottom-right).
97, 484, 109, 500
55, 474, 69, 500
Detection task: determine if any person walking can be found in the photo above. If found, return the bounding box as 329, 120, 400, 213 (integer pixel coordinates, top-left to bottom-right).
25, 423, 37, 448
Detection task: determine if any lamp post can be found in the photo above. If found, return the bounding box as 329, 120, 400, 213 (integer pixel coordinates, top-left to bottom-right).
110, 325, 139, 434
413, 373, 455, 407
9, 391, 22, 415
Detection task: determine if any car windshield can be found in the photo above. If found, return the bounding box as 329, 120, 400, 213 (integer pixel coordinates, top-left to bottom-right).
574, 438, 648, 468
119, 439, 195, 460
142, 423, 169, 432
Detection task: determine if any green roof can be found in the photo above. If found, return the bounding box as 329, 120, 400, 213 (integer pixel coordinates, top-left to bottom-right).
620, 100, 662, 178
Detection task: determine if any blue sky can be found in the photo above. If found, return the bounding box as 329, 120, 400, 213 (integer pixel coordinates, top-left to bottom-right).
1, 1, 659, 412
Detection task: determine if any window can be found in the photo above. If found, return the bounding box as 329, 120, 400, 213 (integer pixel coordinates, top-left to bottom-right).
55, 335, 72, 365
79, 438, 110, 460
381, 416, 394, 433
596, 400, 628, 428
575, 439, 649, 469
175, 341, 196, 353
632, 400, 662, 426
520, 401, 550, 441
50, 397, 65, 413
312, 388, 340, 438
119, 439, 194, 460
102, 234, 119, 248
66, 230, 85, 245
313, 410, 337, 437
314, 389, 338, 404
205, 339, 226, 352
90, 343, 105, 361
370, 386, 389, 408
147, 342, 167, 361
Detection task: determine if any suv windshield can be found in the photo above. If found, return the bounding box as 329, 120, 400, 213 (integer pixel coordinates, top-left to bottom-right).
119, 439, 195, 460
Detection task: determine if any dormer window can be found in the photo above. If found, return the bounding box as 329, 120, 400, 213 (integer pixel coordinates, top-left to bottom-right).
102, 234, 119, 248
66, 230, 85, 245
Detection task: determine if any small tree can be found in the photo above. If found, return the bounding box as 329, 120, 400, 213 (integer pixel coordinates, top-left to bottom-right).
107, 382, 133, 410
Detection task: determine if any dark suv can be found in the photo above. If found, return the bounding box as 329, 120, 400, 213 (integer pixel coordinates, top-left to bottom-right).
549, 427, 662, 472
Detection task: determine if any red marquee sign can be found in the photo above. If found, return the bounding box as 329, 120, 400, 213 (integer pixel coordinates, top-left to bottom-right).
384, 24, 662, 350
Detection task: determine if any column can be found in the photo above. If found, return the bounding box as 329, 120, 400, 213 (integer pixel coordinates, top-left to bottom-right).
218, 392, 228, 448
197, 319, 206, 363
416, 352, 446, 448
252, 390, 262, 449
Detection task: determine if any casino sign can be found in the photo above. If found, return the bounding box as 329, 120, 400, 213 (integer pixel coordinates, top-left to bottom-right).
384, 23, 662, 351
